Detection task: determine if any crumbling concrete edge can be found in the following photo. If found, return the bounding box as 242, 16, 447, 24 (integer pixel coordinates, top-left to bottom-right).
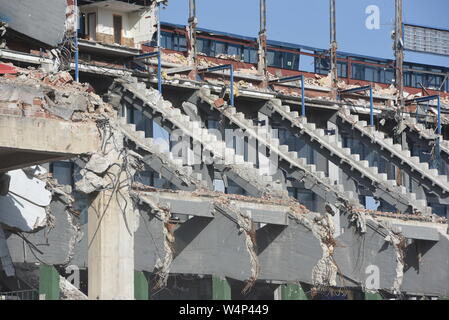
348, 209, 405, 294
215, 198, 260, 294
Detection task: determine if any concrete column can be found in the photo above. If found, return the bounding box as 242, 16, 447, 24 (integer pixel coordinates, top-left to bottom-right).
257, 113, 271, 175
212, 276, 231, 300
364, 292, 382, 300
88, 179, 135, 300
279, 283, 308, 300
134, 271, 149, 300
39, 265, 60, 300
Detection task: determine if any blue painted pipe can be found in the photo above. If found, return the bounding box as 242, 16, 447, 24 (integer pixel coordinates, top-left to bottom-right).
438, 95, 441, 135
157, 51, 162, 94
301, 75, 305, 117
370, 86, 374, 126
230, 64, 234, 107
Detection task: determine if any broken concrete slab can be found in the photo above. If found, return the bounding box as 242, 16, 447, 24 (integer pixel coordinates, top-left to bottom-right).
0, 169, 50, 232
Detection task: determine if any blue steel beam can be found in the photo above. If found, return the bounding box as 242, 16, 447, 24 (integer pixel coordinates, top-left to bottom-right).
198, 64, 234, 106
413, 95, 440, 104
338, 85, 374, 126
268, 75, 306, 117
301, 75, 305, 117
269, 75, 304, 84
339, 85, 371, 95
409, 95, 441, 135
134, 51, 162, 93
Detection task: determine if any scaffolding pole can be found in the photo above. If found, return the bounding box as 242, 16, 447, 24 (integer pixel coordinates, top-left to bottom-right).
188, 0, 197, 77
74, 0, 79, 82
329, 0, 338, 99
395, 0, 404, 108
258, 0, 268, 87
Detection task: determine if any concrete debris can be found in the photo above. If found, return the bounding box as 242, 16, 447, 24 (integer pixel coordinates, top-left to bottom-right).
152, 203, 175, 290
215, 53, 242, 62
348, 210, 367, 233
0, 169, 51, 233
288, 210, 337, 288
59, 275, 88, 300
0, 226, 14, 276
162, 52, 189, 65
224, 200, 260, 294
374, 219, 406, 294
84, 154, 111, 175
0, 64, 115, 122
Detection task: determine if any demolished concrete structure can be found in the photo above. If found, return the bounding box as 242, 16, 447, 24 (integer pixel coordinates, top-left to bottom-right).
0, 0, 449, 301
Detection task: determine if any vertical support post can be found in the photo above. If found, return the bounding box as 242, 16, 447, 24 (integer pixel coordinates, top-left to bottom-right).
157, 51, 162, 94
369, 86, 374, 126
212, 276, 231, 300
188, 0, 197, 77
437, 95, 441, 135
329, 0, 338, 99
395, 0, 404, 108
280, 283, 308, 300
301, 75, 305, 117
157, 2, 162, 94
39, 265, 60, 300
258, 0, 268, 87
74, 0, 79, 82
156, 2, 161, 49
436, 95, 441, 172
134, 271, 149, 300
230, 64, 234, 107
88, 171, 135, 300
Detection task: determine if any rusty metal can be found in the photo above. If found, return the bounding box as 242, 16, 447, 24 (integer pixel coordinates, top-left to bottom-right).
330, 0, 338, 99
258, 0, 268, 87
187, 0, 198, 79
395, 0, 404, 108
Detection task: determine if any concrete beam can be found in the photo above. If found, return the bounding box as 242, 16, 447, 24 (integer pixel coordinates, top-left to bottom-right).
0, 116, 100, 172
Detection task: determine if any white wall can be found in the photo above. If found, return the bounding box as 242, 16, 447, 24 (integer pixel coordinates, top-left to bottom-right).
81, 6, 153, 48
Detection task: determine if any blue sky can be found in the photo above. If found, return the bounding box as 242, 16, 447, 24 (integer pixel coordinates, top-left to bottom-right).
160, 0, 449, 68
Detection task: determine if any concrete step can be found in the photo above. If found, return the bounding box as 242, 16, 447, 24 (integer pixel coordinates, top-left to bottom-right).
290, 111, 299, 119
305, 123, 316, 130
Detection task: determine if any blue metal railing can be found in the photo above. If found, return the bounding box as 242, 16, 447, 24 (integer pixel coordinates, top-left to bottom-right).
134, 51, 162, 94
339, 85, 374, 126
269, 75, 306, 117
412, 95, 441, 135
198, 64, 235, 107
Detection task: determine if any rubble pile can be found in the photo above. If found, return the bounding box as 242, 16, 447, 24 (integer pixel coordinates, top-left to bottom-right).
0, 64, 115, 122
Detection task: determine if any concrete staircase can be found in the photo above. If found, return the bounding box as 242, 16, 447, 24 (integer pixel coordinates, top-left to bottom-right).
404, 117, 449, 160
118, 117, 207, 191
197, 89, 362, 210
266, 99, 433, 215
109, 79, 287, 199
337, 108, 449, 204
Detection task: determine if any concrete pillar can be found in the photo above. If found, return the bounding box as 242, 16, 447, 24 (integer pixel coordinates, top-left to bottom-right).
134, 271, 149, 300
257, 112, 271, 175
39, 265, 59, 300
88, 182, 135, 300
279, 283, 308, 300
364, 292, 382, 300
212, 276, 231, 300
